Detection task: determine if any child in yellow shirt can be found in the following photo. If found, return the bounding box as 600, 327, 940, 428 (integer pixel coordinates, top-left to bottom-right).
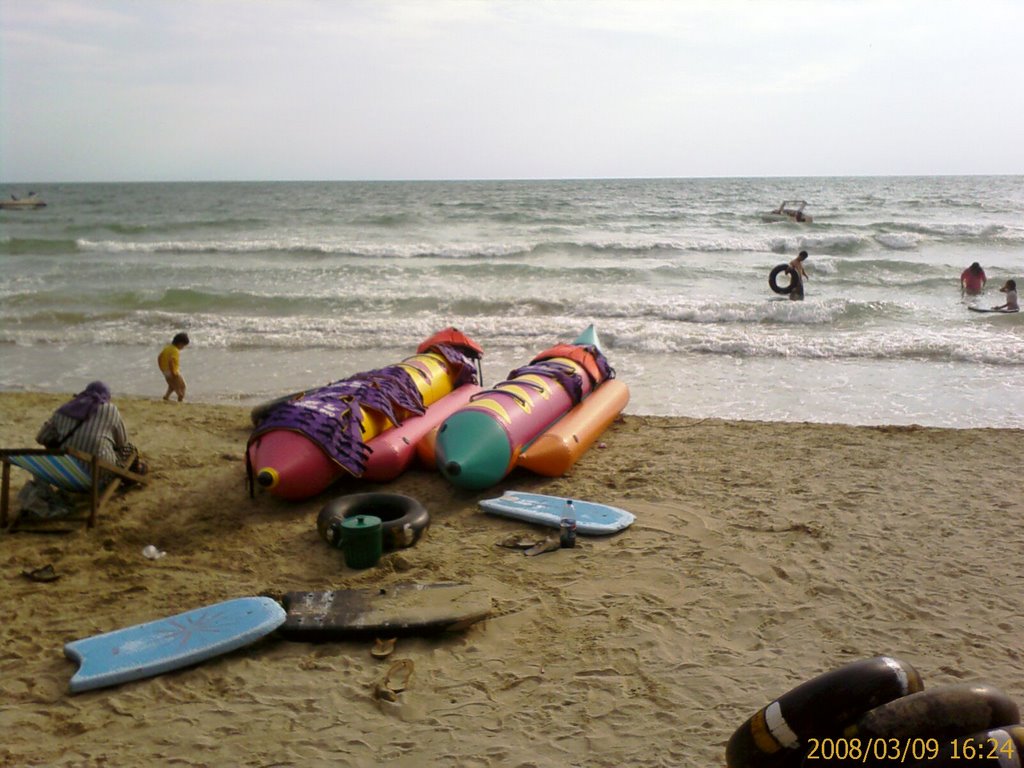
158, 333, 190, 401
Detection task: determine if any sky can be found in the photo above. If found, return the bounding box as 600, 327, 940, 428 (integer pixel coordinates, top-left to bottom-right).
1, 0, 1023, 183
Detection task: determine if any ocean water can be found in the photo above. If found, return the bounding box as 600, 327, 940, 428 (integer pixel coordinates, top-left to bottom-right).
2, 176, 1023, 428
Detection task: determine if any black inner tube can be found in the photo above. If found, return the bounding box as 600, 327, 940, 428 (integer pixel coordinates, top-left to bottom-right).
318, 492, 430, 551
769, 263, 797, 295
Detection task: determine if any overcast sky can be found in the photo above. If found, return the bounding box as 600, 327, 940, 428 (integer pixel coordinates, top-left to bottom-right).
2, 0, 1022, 182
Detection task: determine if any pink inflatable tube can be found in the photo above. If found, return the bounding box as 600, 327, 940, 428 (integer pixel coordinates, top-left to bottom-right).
246, 384, 482, 499
362, 384, 482, 482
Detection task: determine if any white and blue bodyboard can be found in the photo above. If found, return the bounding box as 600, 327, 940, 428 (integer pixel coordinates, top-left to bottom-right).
479, 491, 634, 535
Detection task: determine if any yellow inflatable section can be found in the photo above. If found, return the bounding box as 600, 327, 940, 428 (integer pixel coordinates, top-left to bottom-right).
358, 351, 459, 439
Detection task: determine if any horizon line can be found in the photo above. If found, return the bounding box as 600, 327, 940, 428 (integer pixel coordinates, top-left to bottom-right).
3, 172, 1023, 185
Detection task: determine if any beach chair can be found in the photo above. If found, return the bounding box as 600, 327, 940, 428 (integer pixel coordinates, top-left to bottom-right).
0, 447, 148, 531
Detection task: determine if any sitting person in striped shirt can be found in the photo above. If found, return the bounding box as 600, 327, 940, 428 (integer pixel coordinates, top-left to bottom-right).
35, 381, 142, 481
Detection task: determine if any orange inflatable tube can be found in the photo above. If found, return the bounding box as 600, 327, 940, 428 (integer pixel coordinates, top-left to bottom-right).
516, 379, 629, 477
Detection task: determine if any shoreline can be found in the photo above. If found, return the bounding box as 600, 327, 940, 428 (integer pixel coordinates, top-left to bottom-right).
2, 391, 1022, 766
4, 376, 1019, 434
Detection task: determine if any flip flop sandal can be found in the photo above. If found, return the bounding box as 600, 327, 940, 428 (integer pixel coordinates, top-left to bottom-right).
371, 637, 397, 659
21, 564, 60, 583
374, 659, 414, 702
496, 533, 539, 549
524, 536, 561, 557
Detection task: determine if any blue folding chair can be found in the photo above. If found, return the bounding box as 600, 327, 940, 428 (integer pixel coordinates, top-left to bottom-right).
1, 448, 147, 530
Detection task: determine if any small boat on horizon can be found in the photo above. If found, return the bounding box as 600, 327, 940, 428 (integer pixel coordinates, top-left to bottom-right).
761, 199, 812, 223
0, 192, 47, 210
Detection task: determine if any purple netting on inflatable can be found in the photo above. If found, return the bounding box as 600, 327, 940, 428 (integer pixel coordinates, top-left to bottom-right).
249, 366, 425, 476
509, 344, 614, 406
248, 344, 479, 478
421, 344, 479, 389
507, 360, 585, 405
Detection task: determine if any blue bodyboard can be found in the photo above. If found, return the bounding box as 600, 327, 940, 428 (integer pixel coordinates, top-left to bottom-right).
479, 491, 634, 535
64, 596, 286, 693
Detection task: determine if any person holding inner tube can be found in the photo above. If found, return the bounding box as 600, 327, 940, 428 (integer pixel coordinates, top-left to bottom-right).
788, 250, 809, 301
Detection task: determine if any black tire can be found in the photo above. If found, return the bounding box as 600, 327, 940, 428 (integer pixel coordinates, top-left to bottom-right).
726, 656, 923, 768
769, 263, 797, 295
317, 492, 430, 551
852, 684, 1020, 743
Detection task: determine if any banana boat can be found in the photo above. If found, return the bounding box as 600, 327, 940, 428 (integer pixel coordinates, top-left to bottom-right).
247, 328, 482, 500
433, 325, 627, 490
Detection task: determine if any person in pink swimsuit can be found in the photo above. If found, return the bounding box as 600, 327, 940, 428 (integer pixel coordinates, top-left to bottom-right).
960, 262, 987, 296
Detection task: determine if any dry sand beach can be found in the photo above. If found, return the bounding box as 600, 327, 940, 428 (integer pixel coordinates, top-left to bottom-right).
1, 391, 1022, 767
